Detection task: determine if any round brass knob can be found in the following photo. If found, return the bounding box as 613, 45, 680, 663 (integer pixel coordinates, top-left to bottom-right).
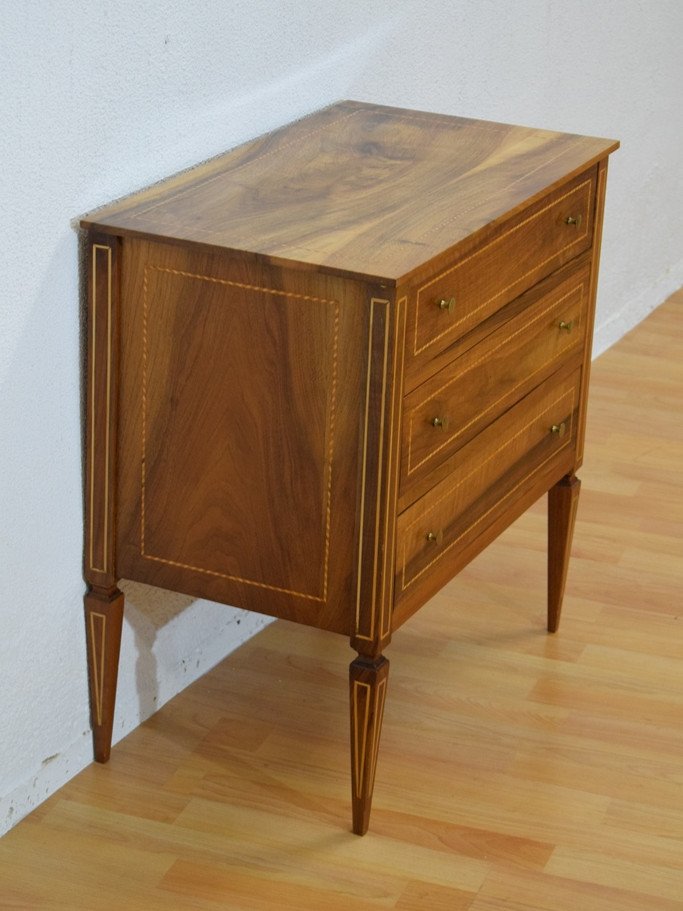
436, 297, 455, 313
564, 215, 582, 227
559, 320, 574, 332
550, 422, 567, 437
426, 530, 443, 545
431, 416, 449, 430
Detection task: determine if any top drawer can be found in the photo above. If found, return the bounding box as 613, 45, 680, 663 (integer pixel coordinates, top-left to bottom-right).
405, 167, 596, 380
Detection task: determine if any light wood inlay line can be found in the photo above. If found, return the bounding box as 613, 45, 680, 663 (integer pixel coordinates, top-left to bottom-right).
88, 611, 106, 726
353, 680, 371, 798
407, 283, 585, 475
381, 295, 407, 639
368, 677, 387, 793
145, 265, 339, 305
413, 178, 592, 356
89, 243, 112, 575
321, 304, 340, 602
140, 553, 326, 601
140, 265, 148, 558
355, 306, 375, 632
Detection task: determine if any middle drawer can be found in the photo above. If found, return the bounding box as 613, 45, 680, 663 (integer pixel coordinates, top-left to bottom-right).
400, 261, 590, 496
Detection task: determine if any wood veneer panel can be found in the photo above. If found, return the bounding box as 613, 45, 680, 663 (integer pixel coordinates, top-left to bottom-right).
115, 238, 380, 634
401, 264, 589, 493
81, 101, 618, 283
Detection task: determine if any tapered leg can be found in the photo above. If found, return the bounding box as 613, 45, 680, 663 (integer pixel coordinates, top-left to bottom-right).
84, 586, 124, 762
349, 654, 389, 835
548, 473, 581, 633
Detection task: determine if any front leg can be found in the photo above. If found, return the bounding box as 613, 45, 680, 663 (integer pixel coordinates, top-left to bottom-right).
84, 586, 124, 762
83, 232, 123, 762
349, 654, 389, 835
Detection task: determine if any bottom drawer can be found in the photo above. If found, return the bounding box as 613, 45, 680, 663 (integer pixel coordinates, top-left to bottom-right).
393, 368, 580, 623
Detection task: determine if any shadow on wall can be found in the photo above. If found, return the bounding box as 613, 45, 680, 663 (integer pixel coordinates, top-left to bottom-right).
172, 8, 412, 158
120, 582, 195, 723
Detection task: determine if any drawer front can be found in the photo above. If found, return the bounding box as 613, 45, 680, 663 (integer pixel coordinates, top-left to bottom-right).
395, 368, 580, 610
406, 168, 595, 374
401, 263, 589, 492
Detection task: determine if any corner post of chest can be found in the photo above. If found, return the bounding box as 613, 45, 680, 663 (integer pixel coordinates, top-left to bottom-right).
575, 156, 609, 469
349, 288, 406, 833
82, 229, 124, 762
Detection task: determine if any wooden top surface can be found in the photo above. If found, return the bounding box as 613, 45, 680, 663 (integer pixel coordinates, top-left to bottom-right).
82, 100, 618, 283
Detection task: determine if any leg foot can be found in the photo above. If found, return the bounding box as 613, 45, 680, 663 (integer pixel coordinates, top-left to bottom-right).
548, 473, 581, 633
84, 586, 124, 762
349, 655, 389, 835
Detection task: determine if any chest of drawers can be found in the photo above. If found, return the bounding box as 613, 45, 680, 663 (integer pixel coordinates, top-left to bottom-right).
81, 101, 618, 834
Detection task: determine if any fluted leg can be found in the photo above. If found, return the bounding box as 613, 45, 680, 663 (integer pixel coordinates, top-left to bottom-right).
548, 473, 581, 633
84, 586, 124, 762
349, 654, 389, 835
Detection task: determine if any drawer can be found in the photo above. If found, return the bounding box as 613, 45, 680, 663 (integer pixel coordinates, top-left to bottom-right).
401, 262, 590, 494
405, 168, 596, 378
395, 368, 581, 614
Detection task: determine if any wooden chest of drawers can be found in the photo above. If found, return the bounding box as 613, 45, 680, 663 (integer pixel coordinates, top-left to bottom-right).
81, 101, 618, 834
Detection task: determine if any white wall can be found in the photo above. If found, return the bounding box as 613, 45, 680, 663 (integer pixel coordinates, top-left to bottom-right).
1, 0, 681, 834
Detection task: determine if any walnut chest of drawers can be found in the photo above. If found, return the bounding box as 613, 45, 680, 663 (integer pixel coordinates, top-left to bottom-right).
81, 100, 618, 834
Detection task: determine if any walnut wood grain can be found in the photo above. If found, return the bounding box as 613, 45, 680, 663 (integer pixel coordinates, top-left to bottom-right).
115, 238, 390, 636
401, 262, 590, 495
81, 101, 617, 284
404, 168, 595, 377
394, 369, 581, 626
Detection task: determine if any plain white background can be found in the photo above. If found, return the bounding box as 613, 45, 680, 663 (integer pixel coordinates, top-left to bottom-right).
1, 0, 682, 834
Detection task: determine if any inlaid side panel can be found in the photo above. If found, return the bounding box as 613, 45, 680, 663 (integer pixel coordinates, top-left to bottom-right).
116, 239, 376, 633
141, 265, 337, 601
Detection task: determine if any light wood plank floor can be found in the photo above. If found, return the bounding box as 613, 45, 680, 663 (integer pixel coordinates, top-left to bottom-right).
1, 290, 682, 910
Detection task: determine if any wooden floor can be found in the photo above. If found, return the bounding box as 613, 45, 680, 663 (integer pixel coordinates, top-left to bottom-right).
1, 291, 682, 910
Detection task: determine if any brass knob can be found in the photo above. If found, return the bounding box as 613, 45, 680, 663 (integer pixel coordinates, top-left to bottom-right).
559, 320, 574, 332
426, 530, 443, 545
436, 296, 455, 313
550, 422, 567, 437
565, 214, 582, 227
431, 415, 449, 431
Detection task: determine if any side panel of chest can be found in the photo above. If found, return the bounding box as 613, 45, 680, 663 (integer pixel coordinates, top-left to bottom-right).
115, 238, 391, 634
